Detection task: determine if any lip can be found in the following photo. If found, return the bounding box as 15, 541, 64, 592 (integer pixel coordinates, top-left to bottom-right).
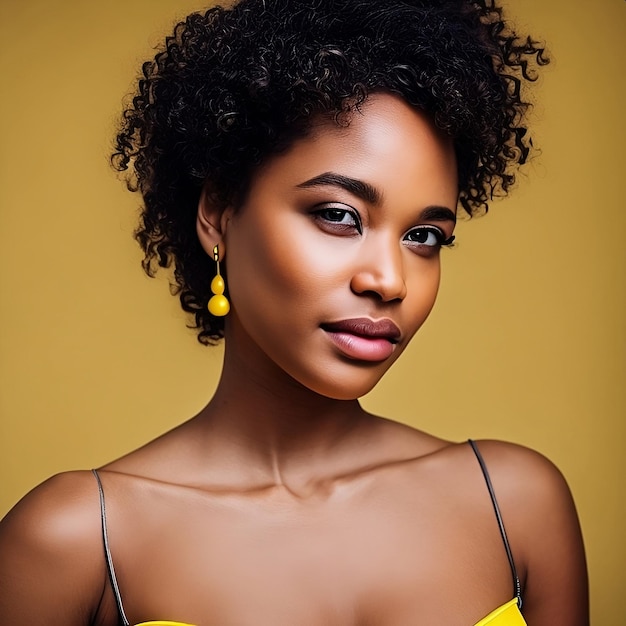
321, 318, 401, 362
322, 318, 401, 341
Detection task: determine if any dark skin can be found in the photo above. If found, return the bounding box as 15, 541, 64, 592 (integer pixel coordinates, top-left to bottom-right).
0, 94, 588, 625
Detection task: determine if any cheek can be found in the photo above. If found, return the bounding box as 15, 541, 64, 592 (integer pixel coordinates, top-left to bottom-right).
230, 207, 353, 300
225, 214, 322, 319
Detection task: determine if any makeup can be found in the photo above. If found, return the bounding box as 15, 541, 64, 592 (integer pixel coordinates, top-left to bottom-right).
321, 318, 400, 362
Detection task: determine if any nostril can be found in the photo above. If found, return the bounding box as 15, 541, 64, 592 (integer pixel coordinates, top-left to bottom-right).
350, 271, 407, 302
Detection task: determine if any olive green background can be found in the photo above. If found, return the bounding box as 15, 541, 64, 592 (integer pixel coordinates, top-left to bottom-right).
1, 1, 624, 623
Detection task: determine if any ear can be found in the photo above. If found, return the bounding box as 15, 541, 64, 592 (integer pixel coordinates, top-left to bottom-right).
196, 186, 233, 258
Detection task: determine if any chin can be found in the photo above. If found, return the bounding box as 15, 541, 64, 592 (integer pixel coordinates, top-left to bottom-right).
301, 364, 389, 401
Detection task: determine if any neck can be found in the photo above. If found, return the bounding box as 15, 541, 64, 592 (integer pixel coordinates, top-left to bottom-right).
194, 328, 375, 493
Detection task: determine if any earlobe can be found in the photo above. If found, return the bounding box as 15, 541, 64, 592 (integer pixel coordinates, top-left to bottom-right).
196, 186, 232, 256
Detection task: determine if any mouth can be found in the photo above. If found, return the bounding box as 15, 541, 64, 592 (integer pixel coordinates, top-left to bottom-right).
321, 318, 401, 362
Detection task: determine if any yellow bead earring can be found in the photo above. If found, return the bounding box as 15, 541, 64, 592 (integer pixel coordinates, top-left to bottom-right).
207, 245, 230, 316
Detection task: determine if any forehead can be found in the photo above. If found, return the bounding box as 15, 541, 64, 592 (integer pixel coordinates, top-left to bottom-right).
248, 93, 458, 207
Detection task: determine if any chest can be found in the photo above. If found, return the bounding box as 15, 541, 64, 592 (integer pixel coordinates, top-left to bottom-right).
106, 491, 513, 626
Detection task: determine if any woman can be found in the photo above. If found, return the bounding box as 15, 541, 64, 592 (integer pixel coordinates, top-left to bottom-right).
0, 0, 588, 624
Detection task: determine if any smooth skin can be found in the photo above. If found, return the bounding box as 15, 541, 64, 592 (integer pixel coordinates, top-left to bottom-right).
0, 94, 588, 625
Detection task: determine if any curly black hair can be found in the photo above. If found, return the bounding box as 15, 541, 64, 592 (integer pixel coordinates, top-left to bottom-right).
112, 0, 548, 344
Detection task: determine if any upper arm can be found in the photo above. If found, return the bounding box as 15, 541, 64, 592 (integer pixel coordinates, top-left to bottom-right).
477, 441, 589, 626
0, 471, 106, 625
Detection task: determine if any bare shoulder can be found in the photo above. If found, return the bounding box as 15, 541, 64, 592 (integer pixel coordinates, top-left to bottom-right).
0, 471, 106, 624
1, 470, 101, 538
463, 439, 581, 536
467, 439, 589, 626
465, 438, 572, 500
462, 439, 579, 541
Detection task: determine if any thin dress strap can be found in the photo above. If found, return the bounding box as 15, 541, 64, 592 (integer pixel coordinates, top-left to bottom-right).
467, 440, 523, 609
92, 469, 131, 626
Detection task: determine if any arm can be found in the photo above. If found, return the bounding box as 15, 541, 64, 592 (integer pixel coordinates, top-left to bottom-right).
477, 441, 589, 626
0, 471, 106, 625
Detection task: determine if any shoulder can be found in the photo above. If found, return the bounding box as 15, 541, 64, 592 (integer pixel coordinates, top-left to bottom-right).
467, 439, 589, 624
467, 438, 568, 489
463, 439, 580, 546
0, 471, 106, 622
386, 434, 570, 512
1, 470, 103, 549
370, 422, 572, 506
464, 439, 576, 522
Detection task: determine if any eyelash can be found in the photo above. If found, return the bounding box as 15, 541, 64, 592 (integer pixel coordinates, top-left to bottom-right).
404, 226, 455, 248
312, 206, 363, 234
312, 206, 455, 248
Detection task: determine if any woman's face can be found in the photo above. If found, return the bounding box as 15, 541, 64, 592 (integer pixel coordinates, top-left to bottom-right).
219, 93, 458, 400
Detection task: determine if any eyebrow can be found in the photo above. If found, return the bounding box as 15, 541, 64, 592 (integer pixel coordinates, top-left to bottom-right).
296, 171, 456, 224
421, 205, 457, 224
296, 172, 381, 205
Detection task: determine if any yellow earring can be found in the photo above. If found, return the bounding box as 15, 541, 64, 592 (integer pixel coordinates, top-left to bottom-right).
207, 245, 230, 317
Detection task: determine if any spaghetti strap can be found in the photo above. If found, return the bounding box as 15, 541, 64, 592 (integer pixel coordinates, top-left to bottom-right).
92, 469, 131, 626
467, 440, 523, 609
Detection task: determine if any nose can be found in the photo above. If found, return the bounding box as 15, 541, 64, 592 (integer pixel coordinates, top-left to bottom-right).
350, 235, 407, 302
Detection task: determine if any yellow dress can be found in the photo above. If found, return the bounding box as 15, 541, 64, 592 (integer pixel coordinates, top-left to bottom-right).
135, 623, 196, 626
475, 598, 526, 625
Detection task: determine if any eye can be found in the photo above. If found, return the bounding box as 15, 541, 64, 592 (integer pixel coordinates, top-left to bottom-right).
404, 226, 455, 251
312, 205, 362, 235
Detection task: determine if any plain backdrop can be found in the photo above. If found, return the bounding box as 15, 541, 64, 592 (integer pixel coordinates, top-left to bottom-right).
0, 1, 624, 623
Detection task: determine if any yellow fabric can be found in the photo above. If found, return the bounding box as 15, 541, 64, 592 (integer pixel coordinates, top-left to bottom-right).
474, 598, 526, 625
136, 622, 196, 626
133, 599, 524, 626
